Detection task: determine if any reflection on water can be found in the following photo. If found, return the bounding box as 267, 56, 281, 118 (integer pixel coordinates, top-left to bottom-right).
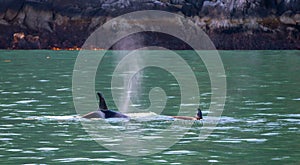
0, 50, 299, 164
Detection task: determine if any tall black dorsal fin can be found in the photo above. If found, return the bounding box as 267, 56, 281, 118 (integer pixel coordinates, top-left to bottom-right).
97, 92, 108, 110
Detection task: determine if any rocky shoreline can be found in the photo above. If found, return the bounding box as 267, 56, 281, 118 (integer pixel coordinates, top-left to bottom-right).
0, 0, 299, 50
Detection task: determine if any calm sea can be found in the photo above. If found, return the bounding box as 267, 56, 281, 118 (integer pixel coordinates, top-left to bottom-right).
0, 50, 299, 164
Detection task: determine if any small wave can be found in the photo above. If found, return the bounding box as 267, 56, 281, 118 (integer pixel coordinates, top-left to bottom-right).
281, 114, 300, 118
16, 100, 39, 104
214, 138, 267, 143
0, 138, 13, 141
208, 116, 242, 124
271, 156, 290, 160
56, 88, 70, 91
38, 80, 50, 82
253, 102, 273, 105
7, 149, 23, 152
17, 110, 36, 113
261, 132, 280, 136
23, 91, 43, 94
276, 97, 285, 100
8, 156, 44, 160
278, 118, 300, 123
0, 133, 21, 136
36, 147, 59, 152
54, 158, 126, 163
27, 115, 80, 121
0, 104, 17, 107
163, 150, 197, 155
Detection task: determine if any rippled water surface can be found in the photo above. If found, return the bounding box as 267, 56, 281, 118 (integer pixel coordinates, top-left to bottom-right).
0, 50, 299, 164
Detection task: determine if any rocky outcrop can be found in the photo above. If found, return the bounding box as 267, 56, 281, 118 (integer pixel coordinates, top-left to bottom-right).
0, 0, 299, 49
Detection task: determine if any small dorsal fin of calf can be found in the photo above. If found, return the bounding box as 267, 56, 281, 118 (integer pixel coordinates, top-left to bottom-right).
197, 108, 203, 119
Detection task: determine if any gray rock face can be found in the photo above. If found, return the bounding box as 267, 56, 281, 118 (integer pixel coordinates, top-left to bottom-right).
0, 0, 299, 49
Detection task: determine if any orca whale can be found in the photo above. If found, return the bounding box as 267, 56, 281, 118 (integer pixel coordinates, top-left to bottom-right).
172, 108, 203, 120
82, 92, 203, 120
82, 92, 129, 119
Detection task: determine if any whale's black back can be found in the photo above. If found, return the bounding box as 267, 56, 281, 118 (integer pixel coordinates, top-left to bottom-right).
100, 109, 129, 118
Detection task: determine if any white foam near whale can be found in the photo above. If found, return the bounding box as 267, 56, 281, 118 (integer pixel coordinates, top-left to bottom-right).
26, 112, 159, 121
26, 115, 81, 121
126, 111, 158, 118
25, 111, 196, 122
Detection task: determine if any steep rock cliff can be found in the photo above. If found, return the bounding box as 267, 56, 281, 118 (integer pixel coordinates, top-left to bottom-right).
0, 0, 299, 49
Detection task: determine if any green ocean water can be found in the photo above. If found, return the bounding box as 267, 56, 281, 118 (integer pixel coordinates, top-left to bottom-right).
0, 50, 299, 164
